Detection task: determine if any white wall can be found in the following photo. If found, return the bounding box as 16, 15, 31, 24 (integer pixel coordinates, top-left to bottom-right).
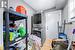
62, 1, 70, 39
0, 8, 3, 49
41, 11, 46, 44
62, 0, 75, 40
62, 2, 69, 35
8, 0, 35, 34
62, 3, 68, 20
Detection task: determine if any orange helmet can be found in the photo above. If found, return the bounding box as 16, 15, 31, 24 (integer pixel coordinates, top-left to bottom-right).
16, 6, 27, 15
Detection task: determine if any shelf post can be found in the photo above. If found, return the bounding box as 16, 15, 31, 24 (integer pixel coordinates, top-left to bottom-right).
4, 10, 9, 50
26, 18, 28, 50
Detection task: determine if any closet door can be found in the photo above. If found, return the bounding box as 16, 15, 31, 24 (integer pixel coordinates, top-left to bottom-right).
45, 10, 61, 39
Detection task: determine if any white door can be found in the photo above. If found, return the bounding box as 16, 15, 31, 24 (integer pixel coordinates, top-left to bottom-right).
45, 10, 61, 39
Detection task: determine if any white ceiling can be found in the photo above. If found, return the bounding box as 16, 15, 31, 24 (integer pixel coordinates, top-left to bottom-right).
24, 0, 66, 11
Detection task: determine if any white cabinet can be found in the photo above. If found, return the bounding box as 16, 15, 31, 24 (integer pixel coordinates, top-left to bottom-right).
45, 10, 61, 39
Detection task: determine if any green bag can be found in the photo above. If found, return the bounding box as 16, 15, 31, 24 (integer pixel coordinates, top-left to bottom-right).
18, 23, 26, 37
